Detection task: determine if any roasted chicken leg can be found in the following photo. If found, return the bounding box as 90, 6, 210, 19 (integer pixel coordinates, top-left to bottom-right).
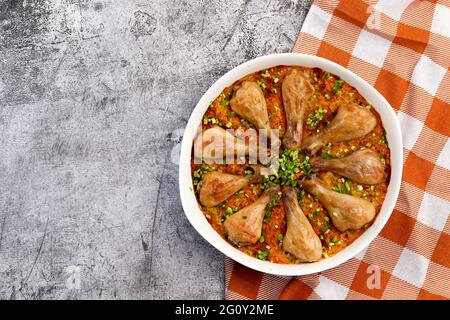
224, 186, 280, 246
282, 187, 322, 262
230, 81, 270, 130
282, 69, 314, 150
302, 177, 376, 232
198, 171, 263, 207
193, 127, 257, 162
302, 104, 377, 154
310, 149, 386, 185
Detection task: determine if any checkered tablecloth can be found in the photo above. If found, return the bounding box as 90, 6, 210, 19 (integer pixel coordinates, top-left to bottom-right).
226, 0, 450, 300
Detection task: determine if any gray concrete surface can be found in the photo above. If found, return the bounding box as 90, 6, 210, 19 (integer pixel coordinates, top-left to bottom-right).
0, 0, 313, 299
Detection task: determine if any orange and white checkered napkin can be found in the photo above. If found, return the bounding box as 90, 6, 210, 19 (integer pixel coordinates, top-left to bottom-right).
225, 0, 450, 300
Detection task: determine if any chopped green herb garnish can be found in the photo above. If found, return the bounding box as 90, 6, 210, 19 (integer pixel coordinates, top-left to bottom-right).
274, 150, 312, 187
334, 184, 346, 194
335, 178, 351, 194
264, 191, 282, 220
323, 71, 331, 80
225, 207, 234, 216
324, 92, 331, 100
278, 234, 284, 242
320, 151, 332, 159
220, 91, 232, 106
261, 176, 278, 190
259, 234, 265, 243
332, 79, 344, 94
226, 121, 232, 128
193, 165, 215, 189
261, 69, 270, 78
256, 250, 269, 261
243, 169, 253, 176
257, 80, 266, 90
322, 226, 331, 234
228, 112, 235, 118
203, 116, 220, 126
306, 108, 327, 129
298, 188, 305, 204
345, 179, 351, 192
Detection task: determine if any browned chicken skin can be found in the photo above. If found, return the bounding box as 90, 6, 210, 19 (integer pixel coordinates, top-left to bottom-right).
282, 69, 314, 150
282, 187, 322, 262
224, 186, 280, 246
310, 149, 386, 185
198, 171, 262, 207
302, 103, 377, 154
230, 81, 270, 130
193, 127, 257, 162
302, 177, 376, 232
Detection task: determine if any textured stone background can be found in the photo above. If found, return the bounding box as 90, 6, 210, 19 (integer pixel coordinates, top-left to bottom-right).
0, 0, 313, 299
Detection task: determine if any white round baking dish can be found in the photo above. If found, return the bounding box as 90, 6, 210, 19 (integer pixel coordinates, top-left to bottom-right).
179, 53, 402, 276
